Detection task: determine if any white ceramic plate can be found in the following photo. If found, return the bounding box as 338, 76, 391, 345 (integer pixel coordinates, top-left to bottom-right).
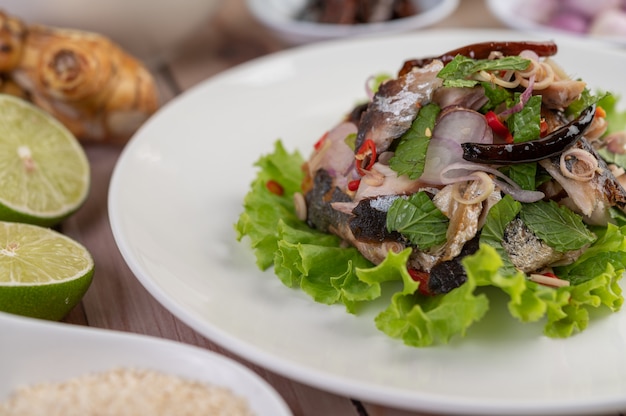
0, 312, 291, 415
246, 0, 459, 45
109, 30, 626, 415
486, 0, 626, 47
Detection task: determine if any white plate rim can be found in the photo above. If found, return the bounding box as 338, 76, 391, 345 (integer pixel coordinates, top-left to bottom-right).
109, 29, 626, 415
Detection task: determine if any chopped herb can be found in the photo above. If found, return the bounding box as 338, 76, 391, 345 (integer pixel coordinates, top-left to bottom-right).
508, 94, 542, 143
479, 194, 521, 276
437, 55, 530, 88
386, 192, 448, 250
388, 103, 440, 179
520, 200, 596, 252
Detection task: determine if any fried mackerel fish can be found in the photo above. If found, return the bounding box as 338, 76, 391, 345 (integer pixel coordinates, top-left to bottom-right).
299, 40, 626, 295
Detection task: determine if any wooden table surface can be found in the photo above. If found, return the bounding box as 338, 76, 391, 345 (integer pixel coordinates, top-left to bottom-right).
57, 1, 625, 415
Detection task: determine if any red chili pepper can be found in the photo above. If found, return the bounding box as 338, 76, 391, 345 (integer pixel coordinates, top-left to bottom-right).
355, 139, 377, 176
485, 111, 513, 143
408, 269, 433, 296
266, 180, 284, 196
539, 118, 548, 137
348, 179, 361, 191
314, 132, 329, 151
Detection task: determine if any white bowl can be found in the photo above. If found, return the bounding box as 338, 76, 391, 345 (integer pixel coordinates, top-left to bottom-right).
0, 312, 292, 416
246, 0, 459, 45
0, 0, 224, 65
486, 0, 626, 47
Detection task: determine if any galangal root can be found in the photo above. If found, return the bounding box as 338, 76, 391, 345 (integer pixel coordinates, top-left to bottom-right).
0, 10, 159, 144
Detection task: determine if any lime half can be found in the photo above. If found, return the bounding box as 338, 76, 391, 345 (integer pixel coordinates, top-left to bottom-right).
0, 94, 90, 227
0, 221, 94, 320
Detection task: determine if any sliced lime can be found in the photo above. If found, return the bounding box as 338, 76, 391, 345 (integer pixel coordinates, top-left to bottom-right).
0, 221, 94, 320
0, 94, 90, 227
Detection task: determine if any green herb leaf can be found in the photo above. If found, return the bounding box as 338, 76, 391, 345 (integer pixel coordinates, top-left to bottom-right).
598, 92, 626, 134
388, 103, 440, 179
368, 73, 393, 95
437, 55, 530, 88
509, 95, 542, 143
479, 194, 521, 277
386, 192, 448, 250
499, 163, 537, 191
480, 82, 513, 112
567, 88, 607, 118
520, 200, 596, 252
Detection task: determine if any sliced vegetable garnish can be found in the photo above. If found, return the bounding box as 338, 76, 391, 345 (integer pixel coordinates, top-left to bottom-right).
355, 139, 376, 175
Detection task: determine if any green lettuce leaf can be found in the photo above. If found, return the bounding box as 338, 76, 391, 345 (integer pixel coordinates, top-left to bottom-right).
237, 140, 625, 348
374, 267, 489, 347
466, 235, 624, 339
275, 220, 375, 312
235, 140, 306, 269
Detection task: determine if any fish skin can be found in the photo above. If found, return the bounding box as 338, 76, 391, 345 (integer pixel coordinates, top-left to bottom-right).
501, 218, 566, 273
426, 237, 479, 295
355, 60, 443, 154
349, 195, 404, 243
305, 169, 352, 233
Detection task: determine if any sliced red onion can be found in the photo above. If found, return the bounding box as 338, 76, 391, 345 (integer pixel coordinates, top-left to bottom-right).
498, 74, 535, 118
420, 108, 492, 184
440, 161, 545, 203
492, 178, 545, 203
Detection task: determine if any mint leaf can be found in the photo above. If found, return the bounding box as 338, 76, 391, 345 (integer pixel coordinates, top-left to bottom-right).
388, 103, 440, 179
481, 82, 513, 112
555, 223, 626, 284
509, 95, 542, 143
520, 200, 596, 252
500, 163, 537, 191
375, 283, 489, 347
438, 55, 530, 88
386, 192, 448, 250
479, 194, 521, 276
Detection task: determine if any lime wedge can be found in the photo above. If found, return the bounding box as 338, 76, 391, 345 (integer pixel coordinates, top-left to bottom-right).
0, 221, 94, 320
0, 94, 90, 227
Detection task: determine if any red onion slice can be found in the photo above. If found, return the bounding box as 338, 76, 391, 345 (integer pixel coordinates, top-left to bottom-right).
420, 107, 493, 184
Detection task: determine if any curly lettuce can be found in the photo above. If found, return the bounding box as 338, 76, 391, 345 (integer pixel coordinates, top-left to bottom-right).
236, 141, 625, 347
